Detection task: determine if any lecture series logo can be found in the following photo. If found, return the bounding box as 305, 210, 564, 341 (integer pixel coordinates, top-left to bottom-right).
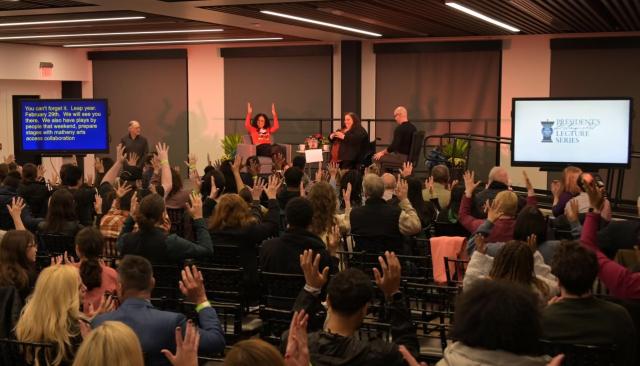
540, 118, 600, 143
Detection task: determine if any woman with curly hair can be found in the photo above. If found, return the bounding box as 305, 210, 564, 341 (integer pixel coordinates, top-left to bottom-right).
245, 102, 281, 157
307, 181, 350, 252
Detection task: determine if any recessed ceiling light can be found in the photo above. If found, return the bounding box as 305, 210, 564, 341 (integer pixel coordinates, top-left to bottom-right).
63, 37, 283, 48
0, 16, 146, 27
445, 2, 520, 32
0, 28, 224, 40
260, 10, 382, 37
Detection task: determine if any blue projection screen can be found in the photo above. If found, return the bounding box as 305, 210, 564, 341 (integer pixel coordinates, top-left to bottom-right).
20, 99, 109, 154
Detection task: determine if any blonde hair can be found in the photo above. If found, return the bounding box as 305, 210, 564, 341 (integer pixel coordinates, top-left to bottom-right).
224, 339, 285, 366
16, 265, 82, 366
495, 190, 518, 217
72, 321, 144, 366
562, 166, 582, 195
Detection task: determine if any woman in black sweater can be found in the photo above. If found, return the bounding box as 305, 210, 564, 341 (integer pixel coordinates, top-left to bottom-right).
330, 112, 370, 170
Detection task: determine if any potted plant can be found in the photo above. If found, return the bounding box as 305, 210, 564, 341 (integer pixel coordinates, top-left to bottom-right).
221, 134, 244, 160
305, 133, 329, 150
441, 138, 469, 180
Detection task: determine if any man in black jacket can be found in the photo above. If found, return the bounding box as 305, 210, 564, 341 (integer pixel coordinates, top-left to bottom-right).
472, 166, 526, 218
0, 172, 40, 231
260, 197, 337, 274
283, 249, 418, 366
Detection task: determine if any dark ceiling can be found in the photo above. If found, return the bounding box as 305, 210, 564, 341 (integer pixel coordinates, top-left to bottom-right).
0, 0, 638, 47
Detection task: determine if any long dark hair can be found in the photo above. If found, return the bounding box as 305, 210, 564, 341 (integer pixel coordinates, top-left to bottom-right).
252, 113, 271, 129
76, 227, 104, 291
21, 163, 38, 183
406, 176, 433, 227
44, 188, 78, 232
167, 168, 183, 198
343, 112, 363, 131
0, 230, 35, 291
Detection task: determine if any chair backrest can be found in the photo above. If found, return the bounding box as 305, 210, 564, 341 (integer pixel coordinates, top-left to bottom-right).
539, 340, 616, 366
166, 208, 186, 238
408, 130, 426, 167
444, 257, 469, 287
0, 338, 56, 366
204, 244, 242, 269
199, 267, 245, 305
337, 250, 433, 283
260, 271, 306, 310
150, 264, 182, 300
37, 233, 75, 257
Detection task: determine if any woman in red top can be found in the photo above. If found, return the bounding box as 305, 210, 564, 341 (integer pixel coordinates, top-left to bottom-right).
245, 102, 280, 157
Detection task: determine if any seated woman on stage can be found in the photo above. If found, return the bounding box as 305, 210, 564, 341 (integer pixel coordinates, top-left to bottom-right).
245, 102, 280, 157
330, 112, 369, 169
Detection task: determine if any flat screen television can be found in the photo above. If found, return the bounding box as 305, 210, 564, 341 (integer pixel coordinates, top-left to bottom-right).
18, 99, 109, 155
511, 97, 632, 168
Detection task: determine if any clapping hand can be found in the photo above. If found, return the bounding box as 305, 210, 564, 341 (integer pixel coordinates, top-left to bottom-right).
284, 310, 310, 366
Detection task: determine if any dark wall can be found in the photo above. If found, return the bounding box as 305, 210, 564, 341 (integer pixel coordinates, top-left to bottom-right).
91, 52, 188, 174
223, 47, 332, 145
375, 42, 501, 177
550, 37, 640, 201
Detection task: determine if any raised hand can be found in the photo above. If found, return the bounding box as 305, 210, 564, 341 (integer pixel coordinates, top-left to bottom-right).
426, 176, 435, 196
328, 161, 339, 178
209, 175, 220, 201
129, 192, 139, 216
265, 174, 282, 200
231, 154, 243, 174
395, 177, 408, 202
487, 199, 504, 223
162, 321, 199, 366
185, 192, 203, 219
284, 310, 310, 366
116, 144, 126, 163
399, 162, 413, 178
93, 193, 103, 215
115, 182, 133, 199
7, 196, 25, 219
273, 153, 286, 171
527, 233, 538, 252
126, 152, 140, 167
315, 162, 323, 183
184, 153, 197, 171
247, 102, 253, 116
448, 179, 459, 190
523, 170, 534, 197
564, 199, 579, 223
299, 250, 329, 290
156, 142, 170, 163
251, 178, 266, 201
463, 171, 481, 198
551, 180, 562, 198
95, 156, 104, 173
271, 102, 277, 116
299, 181, 306, 198
71, 155, 78, 167
179, 265, 207, 305
372, 251, 402, 300
36, 165, 46, 181
585, 179, 605, 212
326, 224, 341, 256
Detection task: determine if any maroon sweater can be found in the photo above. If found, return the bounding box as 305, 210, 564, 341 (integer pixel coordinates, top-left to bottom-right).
458, 195, 537, 243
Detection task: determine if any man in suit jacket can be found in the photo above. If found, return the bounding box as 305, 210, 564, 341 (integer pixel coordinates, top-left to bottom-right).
92, 255, 225, 366
350, 174, 421, 254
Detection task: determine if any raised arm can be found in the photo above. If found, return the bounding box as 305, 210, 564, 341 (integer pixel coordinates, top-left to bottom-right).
244, 102, 253, 132
269, 102, 280, 133
458, 171, 484, 233
156, 142, 173, 198
101, 144, 125, 186
396, 178, 421, 236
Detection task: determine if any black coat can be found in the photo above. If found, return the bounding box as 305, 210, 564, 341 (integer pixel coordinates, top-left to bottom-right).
17, 180, 49, 218
350, 197, 404, 253
260, 227, 337, 275
338, 126, 369, 166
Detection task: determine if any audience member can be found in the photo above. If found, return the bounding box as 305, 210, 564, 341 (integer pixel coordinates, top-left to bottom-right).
286, 250, 419, 365
59, 164, 95, 226
92, 256, 225, 366
99, 182, 133, 243
406, 176, 435, 228
381, 173, 397, 203
17, 163, 49, 218
308, 181, 346, 248
165, 167, 191, 209
16, 265, 88, 366
241, 156, 262, 187
437, 280, 550, 366
542, 241, 635, 366
260, 197, 337, 274
73, 227, 117, 313
568, 172, 612, 221
225, 339, 285, 366
0, 229, 37, 301
551, 166, 582, 217
464, 236, 558, 305
423, 164, 452, 210
373, 106, 417, 172
118, 192, 213, 263
72, 321, 144, 366
577, 182, 640, 299
208, 176, 281, 298
0, 171, 39, 231
278, 166, 303, 208
38, 188, 84, 238
350, 174, 421, 253
460, 171, 536, 247
339, 169, 362, 208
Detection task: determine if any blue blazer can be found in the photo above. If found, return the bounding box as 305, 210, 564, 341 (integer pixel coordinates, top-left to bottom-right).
92, 298, 225, 366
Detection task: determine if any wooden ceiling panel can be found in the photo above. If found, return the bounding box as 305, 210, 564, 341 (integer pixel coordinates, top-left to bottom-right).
0, 0, 92, 11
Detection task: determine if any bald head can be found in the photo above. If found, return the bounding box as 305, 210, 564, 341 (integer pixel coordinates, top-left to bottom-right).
381, 173, 396, 190
393, 106, 408, 124
488, 167, 509, 186
128, 120, 141, 138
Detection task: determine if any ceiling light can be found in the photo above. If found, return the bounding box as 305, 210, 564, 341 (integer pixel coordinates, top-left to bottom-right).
260, 10, 382, 37
0, 29, 224, 40
0, 16, 146, 27
63, 37, 283, 48
445, 2, 520, 32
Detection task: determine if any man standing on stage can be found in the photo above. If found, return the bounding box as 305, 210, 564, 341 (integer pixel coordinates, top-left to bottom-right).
373, 106, 416, 172
120, 120, 149, 166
